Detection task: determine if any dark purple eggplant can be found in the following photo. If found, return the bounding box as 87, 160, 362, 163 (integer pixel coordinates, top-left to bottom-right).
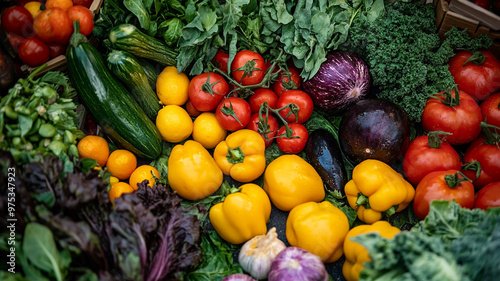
338, 99, 410, 164
305, 129, 347, 195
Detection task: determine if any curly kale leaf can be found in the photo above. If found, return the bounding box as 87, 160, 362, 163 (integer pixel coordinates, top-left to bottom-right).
355, 201, 500, 281
345, 1, 491, 123
356, 232, 467, 281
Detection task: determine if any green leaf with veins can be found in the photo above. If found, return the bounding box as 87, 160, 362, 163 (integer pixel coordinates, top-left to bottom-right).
124, 0, 151, 32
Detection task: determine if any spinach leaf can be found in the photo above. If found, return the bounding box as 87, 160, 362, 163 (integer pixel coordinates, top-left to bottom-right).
161, 18, 185, 46
124, 0, 152, 33
185, 230, 243, 281
304, 110, 339, 140
22, 223, 69, 281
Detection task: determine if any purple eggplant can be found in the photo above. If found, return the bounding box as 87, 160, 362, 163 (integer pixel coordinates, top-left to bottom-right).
303, 50, 371, 115
305, 129, 347, 195
338, 98, 410, 164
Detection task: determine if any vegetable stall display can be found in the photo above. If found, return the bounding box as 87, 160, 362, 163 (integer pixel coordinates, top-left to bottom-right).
2, 0, 500, 281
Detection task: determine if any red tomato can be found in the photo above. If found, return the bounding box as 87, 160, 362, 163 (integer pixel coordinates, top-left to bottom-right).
185, 99, 201, 117
448, 50, 500, 101
413, 170, 475, 220
421, 89, 482, 145
474, 181, 500, 210
402, 132, 461, 186
461, 137, 500, 190
273, 66, 301, 96
188, 72, 229, 112
276, 123, 309, 154
216, 97, 252, 131
18, 37, 50, 67
7, 32, 26, 54
246, 112, 279, 147
47, 42, 66, 59
1, 6, 35, 38
73, 0, 94, 9
276, 89, 314, 123
231, 50, 266, 86
67, 5, 94, 36
480, 92, 500, 128
264, 60, 281, 76
212, 49, 229, 74
248, 88, 278, 114
33, 8, 73, 45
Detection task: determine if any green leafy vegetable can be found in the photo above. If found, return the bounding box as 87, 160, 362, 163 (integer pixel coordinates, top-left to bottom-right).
0, 66, 84, 172
324, 189, 358, 228
94, 0, 385, 78
355, 200, 500, 281
185, 230, 243, 281
0, 153, 206, 281
22, 223, 70, 281
345, 1, 492, 123
162, 18, 185, 46
123, 0, 152, 31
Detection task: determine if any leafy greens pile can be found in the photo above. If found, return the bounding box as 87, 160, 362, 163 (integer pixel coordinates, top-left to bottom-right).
0, 152, 210, 281
344, 0, 492, 123
354, 200, 500, 281
93, 0, 386, 79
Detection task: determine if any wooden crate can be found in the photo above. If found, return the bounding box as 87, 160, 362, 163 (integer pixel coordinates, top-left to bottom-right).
434, 0, 500, 58
19, 0, 104, 76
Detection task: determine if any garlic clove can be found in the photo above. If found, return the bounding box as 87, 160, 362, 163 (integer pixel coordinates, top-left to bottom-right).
238, 227, 287, 280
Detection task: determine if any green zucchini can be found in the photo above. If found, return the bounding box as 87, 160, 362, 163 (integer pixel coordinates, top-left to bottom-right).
137, 58, 160, 91
107, 50, 161, 120
108, 24, 178, 66
66, 24, 162, 160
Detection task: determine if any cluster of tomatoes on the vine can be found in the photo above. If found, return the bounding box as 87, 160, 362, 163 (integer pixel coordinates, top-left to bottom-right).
402, 49, 500, 218
1, 0, 94, 67
186, 49, 315, 154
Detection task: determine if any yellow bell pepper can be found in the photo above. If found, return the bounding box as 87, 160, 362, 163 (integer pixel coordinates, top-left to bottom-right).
168, 140, 223, 200
343, 221, 401, 281
286, 201, 350, 263
214, 129, 266, 183
263, 155, 325, 211
345, 159, 415, 224
209, 183, 272, 244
